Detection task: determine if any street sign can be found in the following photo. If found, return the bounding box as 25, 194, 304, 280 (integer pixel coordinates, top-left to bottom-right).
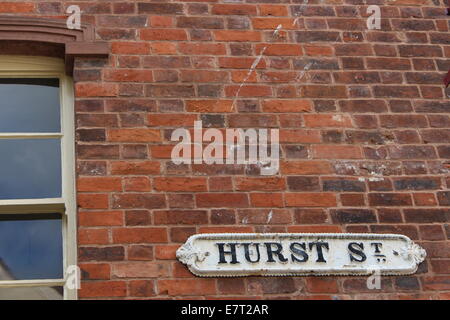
177, 233, 426, 277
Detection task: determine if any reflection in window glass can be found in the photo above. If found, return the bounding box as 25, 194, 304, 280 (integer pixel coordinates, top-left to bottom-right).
0, 214, 63, 280
0, 139, 61, 199
0, 286, 63, 300
0, 78, 60, 133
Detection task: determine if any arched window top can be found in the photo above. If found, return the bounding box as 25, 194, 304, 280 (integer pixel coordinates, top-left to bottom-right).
0, 16, 108, 75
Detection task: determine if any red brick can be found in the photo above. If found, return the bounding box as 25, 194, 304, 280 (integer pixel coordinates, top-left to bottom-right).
129, 280, 155, 297
140, 29, 187, 41
111, 161, 160, 175
172, 262, 194, 278
76, 83, 118, 97
288, 225, 342, 233
186, 100, 233, 113
199, 226, 253, 234
250, 193, 284, 208
78, 229, 109, 245
181, 70, 228, 83
196, 193, 249, 208
212, 4, 257, 15
112, 227, 168, 243
304, 114, 353, 128
150, 16, 173, 27
80, 263, 111, 280
306, 277, 339, 293
256, 44, 302, 56
149, 145, 173, 159
214, 30, 261, 42
225, 85, 272, 97
79, 211, 123, 227
279, 130, 321, 143
108, 129, 161, 142
259, 5, 288, 17
150, 42, 177, 55
77, 177, 122, 192
304, 45, 333, 56
178, 43, 226, 55
218, 278, 246, 295
300, 86, 347, 98
113, 194, 166, 209
430, 260, 450, 274
154, 210, 208, 225
148, 114, 198, 127
252, 18, 296, 30
158, 279, 216, 296
77, 194, 109, 209
235, 177, 285, 191
112, 262, 169, 278
422, 277, 450, 291
312, 145, 363, 159
285, 193, 337, 207
123, 177, 152, 192
280, 161, 333, 175
154, 178, 207, 192
369, 193, 413, 206
0, 2, 34, 13
79, 281, 126, 298
155, 245, 179, 260
219, 57, 266, 69
263, 100, 311, 112
112, 42, 150, 54
413, 193, 438, 206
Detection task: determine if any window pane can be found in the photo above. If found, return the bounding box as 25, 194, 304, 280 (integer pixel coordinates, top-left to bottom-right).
0, 286, 63, 300
0, 78, 60, 133
0, 213, 63, 280
0, 139, 61, 199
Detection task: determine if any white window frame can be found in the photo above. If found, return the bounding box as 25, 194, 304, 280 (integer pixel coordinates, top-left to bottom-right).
0, 55, 77, 300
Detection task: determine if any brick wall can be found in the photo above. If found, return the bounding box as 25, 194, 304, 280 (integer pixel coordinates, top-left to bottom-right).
2, 0, 449, 299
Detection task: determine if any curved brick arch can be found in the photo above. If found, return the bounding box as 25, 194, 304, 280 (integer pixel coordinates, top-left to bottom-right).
0, 16, 108, 74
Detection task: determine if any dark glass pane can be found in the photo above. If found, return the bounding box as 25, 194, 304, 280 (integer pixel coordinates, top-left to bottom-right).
0, 214, 63, 280
0, 78, 60, 133
0, 286, 63, 300
0, 139, 61, 199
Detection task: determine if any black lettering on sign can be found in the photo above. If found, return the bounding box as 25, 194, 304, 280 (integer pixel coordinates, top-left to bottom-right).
242, 243, 261, 263
290, 242, 309, 263
309, 242, 329, 263
371, 242, 383, 253
348, 242, 366, 262
217, 243, 239, 264
265, 242, 288, 263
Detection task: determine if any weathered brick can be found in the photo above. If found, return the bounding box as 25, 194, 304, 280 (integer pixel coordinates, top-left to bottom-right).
404, 209, 449, 223
79, 281, 126, 298
112, 227, 168, 243
285, 193, 337, 207
112, 262, 169, 278
113, 194, 166, 209
196, 193, 249, 208
158, 279, 216, 296
331, 209, 377, 224
154, 210, 208, 225
79, 247, 125, 262
369, 193, 413, 206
